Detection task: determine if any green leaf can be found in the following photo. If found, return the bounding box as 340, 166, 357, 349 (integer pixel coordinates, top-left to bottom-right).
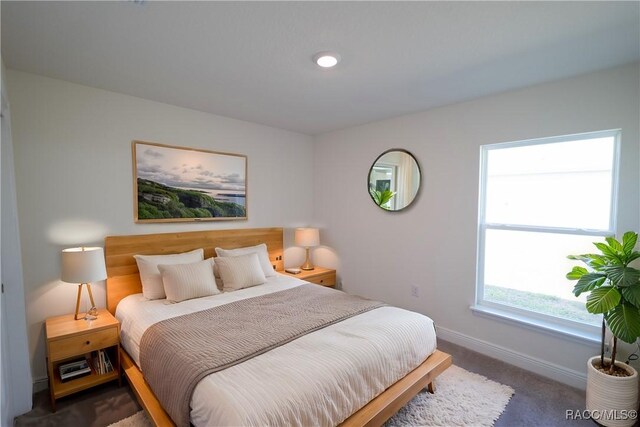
379, 190, 395, 206
586, 286, 621, 314
606, 237, 623, 253
568, 253, 603, 261
602, 265, 640, 287
370, 189, 382, 205
566, 266, 588, 280
622, 286, 640, 308
605, 303, 640, 344
622, 232, 638, 255
627, 252, 640, 264
570, 254, 608, 270
588, 257, 607, 270
573, 273, 606, 296
594, 242, 623, 264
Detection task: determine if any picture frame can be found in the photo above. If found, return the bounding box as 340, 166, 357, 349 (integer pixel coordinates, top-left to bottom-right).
132, 141, 247, 223
376, 179, 391, 192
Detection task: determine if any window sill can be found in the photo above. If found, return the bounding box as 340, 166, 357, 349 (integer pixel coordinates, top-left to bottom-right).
470, 304, 601, 346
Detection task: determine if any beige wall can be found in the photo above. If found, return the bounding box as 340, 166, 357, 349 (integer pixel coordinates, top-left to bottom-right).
313, 63, 640, 388
6, 70, 315, 383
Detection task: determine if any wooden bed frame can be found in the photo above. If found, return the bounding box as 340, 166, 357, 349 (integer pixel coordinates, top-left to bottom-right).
105, 227, 452, 427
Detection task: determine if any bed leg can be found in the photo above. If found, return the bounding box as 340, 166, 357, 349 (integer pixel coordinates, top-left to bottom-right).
427, 381, 436, 394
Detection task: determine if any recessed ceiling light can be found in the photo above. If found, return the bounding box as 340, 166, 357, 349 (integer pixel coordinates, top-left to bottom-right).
313, 52, 340, 68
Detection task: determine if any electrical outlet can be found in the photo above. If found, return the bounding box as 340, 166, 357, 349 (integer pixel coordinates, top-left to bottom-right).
410, 285, 419, 298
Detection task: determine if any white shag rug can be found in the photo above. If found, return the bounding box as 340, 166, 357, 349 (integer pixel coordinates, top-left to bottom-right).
385, 365, 514, 426
109, 365, 514, 427
108, 410, 153, 427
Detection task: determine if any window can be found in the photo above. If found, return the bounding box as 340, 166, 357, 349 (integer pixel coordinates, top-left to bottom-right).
476, 130, 620, 334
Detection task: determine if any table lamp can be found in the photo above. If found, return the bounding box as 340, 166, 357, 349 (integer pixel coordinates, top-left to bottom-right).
295, 228, 320, 271
61, 247, 107, 320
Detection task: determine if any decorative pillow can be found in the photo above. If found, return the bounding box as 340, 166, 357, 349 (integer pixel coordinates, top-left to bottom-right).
134, 249, 204, 300
215, 243, 276, 277
212, 262, 231, 288
215, 253, 267, 292
158, 259, 220, 303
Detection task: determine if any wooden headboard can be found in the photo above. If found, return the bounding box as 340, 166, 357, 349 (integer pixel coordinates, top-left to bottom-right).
104, 227, 284, 314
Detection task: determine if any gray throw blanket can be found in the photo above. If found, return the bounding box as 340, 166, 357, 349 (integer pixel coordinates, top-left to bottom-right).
139, 284, 385, 427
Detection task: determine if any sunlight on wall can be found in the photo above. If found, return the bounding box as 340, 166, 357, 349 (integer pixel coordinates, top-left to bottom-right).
283, 246, 305, 268
284, 245, 340, 273
47, 219, 109, 246
313, 246, 340, 271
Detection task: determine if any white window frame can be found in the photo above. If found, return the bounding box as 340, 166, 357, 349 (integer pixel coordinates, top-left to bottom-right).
474, 129, 621, 342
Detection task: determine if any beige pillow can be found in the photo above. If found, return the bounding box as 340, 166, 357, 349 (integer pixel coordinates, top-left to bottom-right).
134, 249, 204, 300
215, 253, 267, 292
158, 259, 220, 303
215, 243, 276, 277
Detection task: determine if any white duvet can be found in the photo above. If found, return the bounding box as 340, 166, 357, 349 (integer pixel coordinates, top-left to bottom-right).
116, 274, 437, 426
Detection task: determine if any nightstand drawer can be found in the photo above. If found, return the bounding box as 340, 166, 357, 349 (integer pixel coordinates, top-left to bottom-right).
49, 327, 118, 362
307, 271, 336, 287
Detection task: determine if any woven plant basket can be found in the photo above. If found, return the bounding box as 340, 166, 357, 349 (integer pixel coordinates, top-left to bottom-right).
586, 356, 639, 427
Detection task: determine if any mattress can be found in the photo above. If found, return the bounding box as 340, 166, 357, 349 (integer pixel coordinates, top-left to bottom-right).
116, 273, 437, 426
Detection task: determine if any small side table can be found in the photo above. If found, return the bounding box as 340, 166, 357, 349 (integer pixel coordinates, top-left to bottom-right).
45, 308, 121, 411
282, 267, 336, 287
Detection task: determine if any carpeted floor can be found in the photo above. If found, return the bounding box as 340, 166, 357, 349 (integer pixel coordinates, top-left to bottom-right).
438, 341, 589, 427
15, 340, 590, 426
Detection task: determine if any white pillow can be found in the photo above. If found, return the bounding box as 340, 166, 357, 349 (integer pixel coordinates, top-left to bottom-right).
215, 253, 266, 292
158, 259, 220, 303
134, 249, 204, 300
215, 243, 275, 277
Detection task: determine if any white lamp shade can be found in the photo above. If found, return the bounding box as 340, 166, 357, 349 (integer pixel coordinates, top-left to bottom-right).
61, 247, 107, 284
295, 228, 320, 248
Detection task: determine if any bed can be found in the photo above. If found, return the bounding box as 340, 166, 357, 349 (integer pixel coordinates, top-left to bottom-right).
105, 228, 452, 427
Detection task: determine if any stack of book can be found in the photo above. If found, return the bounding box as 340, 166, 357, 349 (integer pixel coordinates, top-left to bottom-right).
92, 349, 114, 375
59, 359, 91, 382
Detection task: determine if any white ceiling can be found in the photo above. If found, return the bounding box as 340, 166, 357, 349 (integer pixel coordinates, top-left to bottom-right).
2, 1, 639, 135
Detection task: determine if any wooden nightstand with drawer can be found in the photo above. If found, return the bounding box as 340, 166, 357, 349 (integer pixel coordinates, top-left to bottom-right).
45, 308, 121, 411
282, 267, 336, 287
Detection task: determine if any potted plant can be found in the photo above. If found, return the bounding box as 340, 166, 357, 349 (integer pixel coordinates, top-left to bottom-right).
567, 231, 640, 427
369, 188, 396, 210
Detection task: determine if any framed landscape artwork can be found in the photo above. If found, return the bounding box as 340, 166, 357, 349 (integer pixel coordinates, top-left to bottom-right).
132, 141, 247, 223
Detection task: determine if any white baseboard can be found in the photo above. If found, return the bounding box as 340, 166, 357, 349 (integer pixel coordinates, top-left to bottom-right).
436, 325, 587, 390
32, 376, 48, 393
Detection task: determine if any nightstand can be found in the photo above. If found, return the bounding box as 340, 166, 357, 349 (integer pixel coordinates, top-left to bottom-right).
282, 267, 336, 287
45, 308, 121, 411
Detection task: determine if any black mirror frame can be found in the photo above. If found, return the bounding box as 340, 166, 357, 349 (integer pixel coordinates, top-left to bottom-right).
367, 148, 422, 212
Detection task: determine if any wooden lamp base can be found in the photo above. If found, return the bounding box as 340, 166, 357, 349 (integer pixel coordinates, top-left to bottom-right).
74, 283, 98, 320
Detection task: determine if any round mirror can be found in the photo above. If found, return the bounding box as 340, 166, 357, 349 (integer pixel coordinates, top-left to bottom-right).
368, 149, 421, 211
